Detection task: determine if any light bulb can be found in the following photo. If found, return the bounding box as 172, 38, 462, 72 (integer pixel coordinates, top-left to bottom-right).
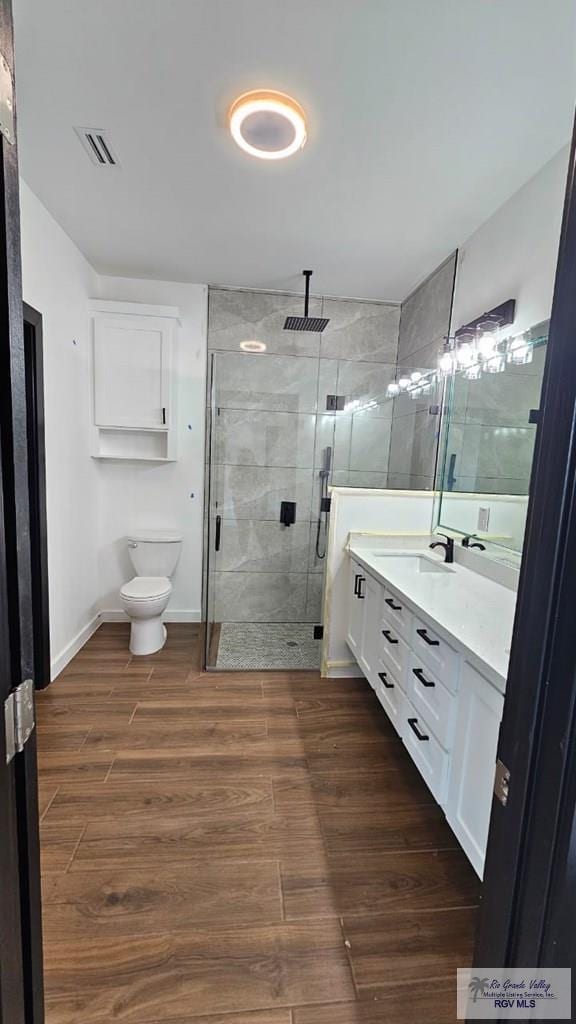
438, 351, 455, 375
410, 371, 422, 383
386, 382, 400, 397
398, 377, 411, 390
507, 334, 533, 366
456, 342, 475, 368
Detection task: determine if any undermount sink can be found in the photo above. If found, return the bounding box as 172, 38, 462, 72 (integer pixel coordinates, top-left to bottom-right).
369, 553, 454, 574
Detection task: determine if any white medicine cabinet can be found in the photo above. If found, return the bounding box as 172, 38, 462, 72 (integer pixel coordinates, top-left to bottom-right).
90, 300, 179, 461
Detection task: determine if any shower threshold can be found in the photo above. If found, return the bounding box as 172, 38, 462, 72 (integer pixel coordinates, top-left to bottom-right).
213, 622, 321, 671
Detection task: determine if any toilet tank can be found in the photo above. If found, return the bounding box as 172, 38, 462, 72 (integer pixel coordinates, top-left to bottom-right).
127, 531, 183, 577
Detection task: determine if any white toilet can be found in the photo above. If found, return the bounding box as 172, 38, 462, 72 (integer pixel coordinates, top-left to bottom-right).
120, 531, 183, 655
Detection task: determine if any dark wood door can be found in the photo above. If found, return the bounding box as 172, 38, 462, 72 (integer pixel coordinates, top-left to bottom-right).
474, 119, 576, 982
23, 305, 50, 690
0, 1, 44, 1021
0, 465, 27, 1024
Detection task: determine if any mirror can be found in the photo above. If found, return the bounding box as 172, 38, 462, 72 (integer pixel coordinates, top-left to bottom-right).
436, 324, 548, 556
434, 141, 570, 559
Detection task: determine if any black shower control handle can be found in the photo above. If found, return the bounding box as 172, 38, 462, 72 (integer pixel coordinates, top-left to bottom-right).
280, 501, 297, 527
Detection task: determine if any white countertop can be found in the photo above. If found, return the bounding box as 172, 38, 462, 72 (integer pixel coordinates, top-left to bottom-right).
348, 541, 517, 691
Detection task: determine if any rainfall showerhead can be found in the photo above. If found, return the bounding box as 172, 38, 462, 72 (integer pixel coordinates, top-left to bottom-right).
284, 270, 330, 332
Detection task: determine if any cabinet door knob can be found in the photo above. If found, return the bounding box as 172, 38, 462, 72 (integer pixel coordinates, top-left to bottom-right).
416, 628, 439, 647
378, 671, 394, 689
385, 597, 402, 611
408, 717, 429, 741
382, 629, 398, 645
412, 667, 435, 688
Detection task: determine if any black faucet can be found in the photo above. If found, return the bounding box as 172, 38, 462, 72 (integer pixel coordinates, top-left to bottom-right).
429, 535, 454, 563
462, 535, 486, 551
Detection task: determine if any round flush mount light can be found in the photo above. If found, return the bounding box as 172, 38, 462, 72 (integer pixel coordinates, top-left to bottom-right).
240, 340, 267, 353
229, 90, 307, 160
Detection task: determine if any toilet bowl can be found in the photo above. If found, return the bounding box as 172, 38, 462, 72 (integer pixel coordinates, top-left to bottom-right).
120, 532, 182, 655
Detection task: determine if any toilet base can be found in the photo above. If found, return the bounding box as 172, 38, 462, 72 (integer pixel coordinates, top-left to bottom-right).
129, 616, 167, 656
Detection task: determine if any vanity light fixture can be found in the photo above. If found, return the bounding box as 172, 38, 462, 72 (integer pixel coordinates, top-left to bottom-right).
240, 340, 267, 353
229, 90, 307, 160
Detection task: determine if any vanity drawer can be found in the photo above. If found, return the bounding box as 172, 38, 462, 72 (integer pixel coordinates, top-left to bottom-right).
381, 588, 412, 640
407, 652, 457, 750
401, 696, 449, 806
379, 623, 409, 683
374, 660, 405, 736
410, 614, 459, 692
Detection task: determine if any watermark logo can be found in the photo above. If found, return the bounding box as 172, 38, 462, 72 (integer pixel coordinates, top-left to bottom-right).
457, 968, 571, 1019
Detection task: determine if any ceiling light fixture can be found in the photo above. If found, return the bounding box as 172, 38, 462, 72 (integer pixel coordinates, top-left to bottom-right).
229, 90, 307, 160
240, 340, 267, 353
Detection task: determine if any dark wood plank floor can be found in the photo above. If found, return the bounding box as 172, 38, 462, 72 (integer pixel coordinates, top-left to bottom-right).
37, 622, 480, 1024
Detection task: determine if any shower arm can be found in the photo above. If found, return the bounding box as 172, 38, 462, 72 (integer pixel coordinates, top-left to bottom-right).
303, 269, 312, 318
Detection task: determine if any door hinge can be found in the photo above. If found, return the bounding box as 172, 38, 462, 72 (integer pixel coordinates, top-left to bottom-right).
494, 758, 510, 806
4, 679, 35, 765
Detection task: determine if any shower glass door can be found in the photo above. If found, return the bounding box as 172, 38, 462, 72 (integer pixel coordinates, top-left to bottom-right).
203, 343, 336, 671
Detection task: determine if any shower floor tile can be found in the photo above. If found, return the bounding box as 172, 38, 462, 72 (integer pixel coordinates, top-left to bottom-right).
216, 622, 321, 671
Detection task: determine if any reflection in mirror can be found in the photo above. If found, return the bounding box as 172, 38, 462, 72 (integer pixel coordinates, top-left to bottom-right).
434, 143, 570, 560
437, 325, 548, 555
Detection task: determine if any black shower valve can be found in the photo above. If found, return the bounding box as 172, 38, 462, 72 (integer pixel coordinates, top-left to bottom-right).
280, 501, 297, 527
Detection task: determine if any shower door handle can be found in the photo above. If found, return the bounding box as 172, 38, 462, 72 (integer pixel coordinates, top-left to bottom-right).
215, 515, 222, 552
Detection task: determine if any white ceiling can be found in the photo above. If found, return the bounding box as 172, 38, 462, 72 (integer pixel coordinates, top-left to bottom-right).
13, 0, 576, 301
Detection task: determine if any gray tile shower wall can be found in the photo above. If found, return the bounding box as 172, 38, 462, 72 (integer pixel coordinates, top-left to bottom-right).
206, 288, 400, 625
388, 253, 457, 489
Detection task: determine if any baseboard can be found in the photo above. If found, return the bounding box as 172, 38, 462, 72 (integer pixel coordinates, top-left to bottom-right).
51, 613, 102, 681
323, 659, 364, 678
99, 609, 201, 623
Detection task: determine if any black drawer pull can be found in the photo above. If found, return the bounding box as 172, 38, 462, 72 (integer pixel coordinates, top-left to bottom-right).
357, 576, 365, 599
354, 573, 361, 596
378, 671, 394, 689
412, 667, 435, 688
408, 717, 430, 741
416, 628, 439, 647
385, 597, 402, 611
382, 629, 398, 645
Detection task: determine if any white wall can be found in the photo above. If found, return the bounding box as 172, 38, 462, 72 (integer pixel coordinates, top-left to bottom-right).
452, 146, 569, 334
19, 181, 101, 674
20, 181, 208, 676
94, 277, 207, 619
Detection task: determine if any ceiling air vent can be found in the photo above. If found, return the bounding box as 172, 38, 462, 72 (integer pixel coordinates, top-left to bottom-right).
74, 127, 118, 167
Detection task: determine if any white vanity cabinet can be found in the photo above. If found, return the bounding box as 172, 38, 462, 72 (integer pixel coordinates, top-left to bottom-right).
346, 551, 506, 876
346, 561, 366, 659
446, 662, 504, 877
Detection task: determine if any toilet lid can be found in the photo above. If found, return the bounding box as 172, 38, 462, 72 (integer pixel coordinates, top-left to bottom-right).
121, 576, 172, 601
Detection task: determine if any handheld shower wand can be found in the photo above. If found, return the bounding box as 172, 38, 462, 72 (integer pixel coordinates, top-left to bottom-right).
315, 445, 332, 559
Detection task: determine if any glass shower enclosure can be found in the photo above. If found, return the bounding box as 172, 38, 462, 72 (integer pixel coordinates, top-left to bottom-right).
202, 286, 406, 671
